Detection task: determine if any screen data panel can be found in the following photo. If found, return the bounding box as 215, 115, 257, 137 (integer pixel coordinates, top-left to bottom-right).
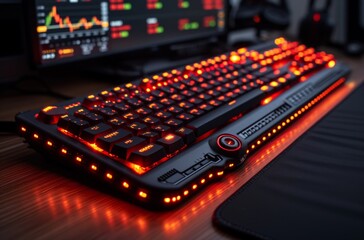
34, 0, 226, 65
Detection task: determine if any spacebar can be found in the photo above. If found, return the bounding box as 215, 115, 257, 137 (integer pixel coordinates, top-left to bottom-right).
187, 89, 264, 137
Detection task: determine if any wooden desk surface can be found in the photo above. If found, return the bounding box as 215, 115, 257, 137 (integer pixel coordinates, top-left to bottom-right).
1, 51, 363, 239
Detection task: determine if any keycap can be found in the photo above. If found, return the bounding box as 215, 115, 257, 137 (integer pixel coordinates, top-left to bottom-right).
160, 98, 175, 106
126, 98, 143, 107
99, 91, 116, 101
187, 88, 264, 136
138, 93, 155, 102
58, 115, 90, 136
178, 102, 194, 109
127, 122, 148, 135
111, 136, 147, 159
152, 125, 170, 136
142, 116, 160, 125
136, 107, 152, 116
148, 102, 164, 110
189, 98, 203, 105
67, 118, 90, 136
74, 108, 90, 119
83, 113, 104, 124
156, 134, 184, 153
155, 111, 172, 119
167, 106, 183, 115
122, 112, 139, 121
151, 90, 166, 98
37, 106, 67, 124
92, 107, 118, 119
176, 113, 194, 121
130, 144, 166, 166
81, 123, 112, 142
140, 131, 160, 143
189, 108, 205, 116
107, 118, 126, 128
57, 114, 74, 130
96, 129, 132, 151
175, 127, 196, 145
112, 102, 130, 113
82, 95, 102, 109
112, 87, 129, 98
164, 118, 183, 128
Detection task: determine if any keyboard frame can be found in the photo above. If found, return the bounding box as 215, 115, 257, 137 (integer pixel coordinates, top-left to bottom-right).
15, 44, 350, 208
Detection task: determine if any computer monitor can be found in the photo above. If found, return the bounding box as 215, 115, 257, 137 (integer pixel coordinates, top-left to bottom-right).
31, 0, 226, 66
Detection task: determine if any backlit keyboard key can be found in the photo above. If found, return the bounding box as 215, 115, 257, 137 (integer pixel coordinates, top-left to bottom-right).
152, 125, 170, 136
126, 98, 143, 107
155, 111, 172, 119
143, 116, 160, 125
136, 107, 152, 116
122, 112, 139, 121
82, 95, 102, 109
92, 107, 118, 119
156, 134, 184, 153
37, 106, 67, 124
83, 113, 104, 124
127, 122, 148, 135
140, 131, 160, 143
67, 118, 90, 136
160, 98, 175, 106
57, 114, 74, 130
81, 123, 112, 143
189, 108, 205, 116
112, 102, 130, 113
178, 102, 194, 109
175, 127, 196, 145
176, 113, 194, 121
167, 106, 183, 115
164, 118, 183, 128
130, 144, 166, 166
107, 118, 126, 128
96, 129, 132, 151
111, 136, 146, 159
148, 102, 164, 110
151, 90, 166, 98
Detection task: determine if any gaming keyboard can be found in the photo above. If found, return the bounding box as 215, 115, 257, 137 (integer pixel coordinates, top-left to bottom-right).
16, 38, 350, 207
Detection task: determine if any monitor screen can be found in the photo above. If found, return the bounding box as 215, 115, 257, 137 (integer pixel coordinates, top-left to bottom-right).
33, 0, 226, 66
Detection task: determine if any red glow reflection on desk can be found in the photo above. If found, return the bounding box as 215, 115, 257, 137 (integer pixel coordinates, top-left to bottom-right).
28, 82, 355, 238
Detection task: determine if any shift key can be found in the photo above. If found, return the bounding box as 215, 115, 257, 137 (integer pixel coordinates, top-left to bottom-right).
129, 144, 166, 167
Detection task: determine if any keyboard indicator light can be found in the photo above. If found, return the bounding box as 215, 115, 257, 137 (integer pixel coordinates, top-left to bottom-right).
328, 60, 336, 68
91, 164, 97, 171
139, 191, 147, 198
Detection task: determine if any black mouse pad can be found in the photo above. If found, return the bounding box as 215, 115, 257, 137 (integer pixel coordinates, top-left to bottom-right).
213, 83, 364, 240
